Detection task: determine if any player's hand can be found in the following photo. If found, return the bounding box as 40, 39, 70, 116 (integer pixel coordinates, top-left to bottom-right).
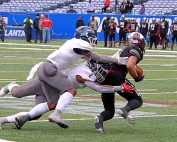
134, 75, 145, 82
121, 81, 134, 93
117, 56, 128, 65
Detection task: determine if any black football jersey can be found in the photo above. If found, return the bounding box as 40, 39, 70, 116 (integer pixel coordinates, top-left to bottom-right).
130, 22, 137, 31
140, 23, 148, 34
160, 21, 168, 33
110, 46, 143, 76
149, 23, 158, 33
119, 20, 127, 30
172, 23, 177, 33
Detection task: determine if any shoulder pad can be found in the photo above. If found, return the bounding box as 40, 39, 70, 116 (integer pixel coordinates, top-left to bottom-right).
129, 49, 142, 61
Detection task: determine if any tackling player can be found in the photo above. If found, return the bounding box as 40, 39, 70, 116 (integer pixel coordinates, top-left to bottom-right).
0, 61, 133, 130
93, 32, 145, 133
0, 26, 130, 129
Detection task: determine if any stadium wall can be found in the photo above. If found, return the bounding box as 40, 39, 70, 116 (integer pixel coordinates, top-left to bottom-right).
0, 12, 176, 41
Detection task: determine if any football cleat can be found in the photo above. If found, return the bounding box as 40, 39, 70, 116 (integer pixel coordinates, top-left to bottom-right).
15, 114, 30, 129
0, 82, 17, 97
117, 108, 135, 125
48, 110, 68, 128
94, 115, 104, 133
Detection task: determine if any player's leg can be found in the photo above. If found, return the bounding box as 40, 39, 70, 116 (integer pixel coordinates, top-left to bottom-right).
123, 32, 126, 47
109, 33, 112, 47
94, 71, 123, 132
0, 77, 43, 98
15, 94, 49, 129
171, 35, 175, 50
149, 36, 153, 49
119, 31, 123, 48
154, 36, 157, 49
117, 80, 143, 125
113, 33, 116, 47
0, 112, 28, 130
37, 61, 76, 128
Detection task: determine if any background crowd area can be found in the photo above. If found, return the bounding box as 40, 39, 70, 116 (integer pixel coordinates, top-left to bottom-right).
67, 0, 145, 15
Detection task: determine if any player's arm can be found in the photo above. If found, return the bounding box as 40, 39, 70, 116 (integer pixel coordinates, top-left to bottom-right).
136, 23, 140, 31
126, 56, 144, 82
75, 75, 134, 93
84, 52, 128, 65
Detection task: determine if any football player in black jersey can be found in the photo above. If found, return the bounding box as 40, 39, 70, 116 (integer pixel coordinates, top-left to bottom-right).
93, 32, 145, 133
148, 18, 159, 49
171, 17, 177, 50
118, 15, 128, 48
128, 18, 140, 33
160, 16, 169, 50
140, 17, 148, 39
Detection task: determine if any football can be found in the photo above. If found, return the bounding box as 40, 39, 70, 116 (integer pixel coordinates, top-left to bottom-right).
135, 65, 143, 77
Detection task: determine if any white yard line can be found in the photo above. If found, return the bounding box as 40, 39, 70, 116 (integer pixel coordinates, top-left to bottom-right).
1, 42, 177, 53
0, 139, 15, 142
29, 114, 177, 123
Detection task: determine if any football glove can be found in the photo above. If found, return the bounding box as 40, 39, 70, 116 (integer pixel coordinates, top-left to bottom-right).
121, 81, 134, 93
134, 75, 145, 82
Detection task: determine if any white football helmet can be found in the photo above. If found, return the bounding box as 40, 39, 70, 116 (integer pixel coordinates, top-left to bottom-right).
127, 32, 146, 51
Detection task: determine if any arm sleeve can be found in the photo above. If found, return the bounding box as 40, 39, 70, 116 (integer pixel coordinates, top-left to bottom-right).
90, 52, 117, 63
85, 81, 122, 93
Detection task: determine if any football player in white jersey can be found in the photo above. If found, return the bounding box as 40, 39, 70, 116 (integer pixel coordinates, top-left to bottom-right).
0, 60, 133, 130
0, 26, 129, 129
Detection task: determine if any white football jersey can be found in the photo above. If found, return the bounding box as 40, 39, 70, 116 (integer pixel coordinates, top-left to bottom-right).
47, 38, 92, 70
64, 62, 96, 89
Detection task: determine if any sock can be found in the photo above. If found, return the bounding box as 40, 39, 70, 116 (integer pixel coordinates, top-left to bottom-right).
7, 112, 28, 123
55, 92, 73, 113
29, 102, 49, 118
8, 84, 19, 92
127, 99, 143, 111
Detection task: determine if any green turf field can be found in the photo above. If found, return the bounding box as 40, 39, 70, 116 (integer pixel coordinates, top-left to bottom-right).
0, 39, 177, 142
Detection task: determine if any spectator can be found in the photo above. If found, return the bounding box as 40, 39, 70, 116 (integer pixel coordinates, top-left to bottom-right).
139, 3, 145, 15
102, 14, 110, 47
41, 15, 53, 44
66, 5, 77, 13
86, 0, 95, 13
108, 17, 117, 47
33, 14, 40, 43
126, 0, 134, 13
88, 14, 98, 44
120, 1, 127, 14
24, 15, 33, 43
38, 14, 45, 43
0, 15, 6, 42
102, 0, 110, 13
114, 0, 120, 14
76, 16, 84, 29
